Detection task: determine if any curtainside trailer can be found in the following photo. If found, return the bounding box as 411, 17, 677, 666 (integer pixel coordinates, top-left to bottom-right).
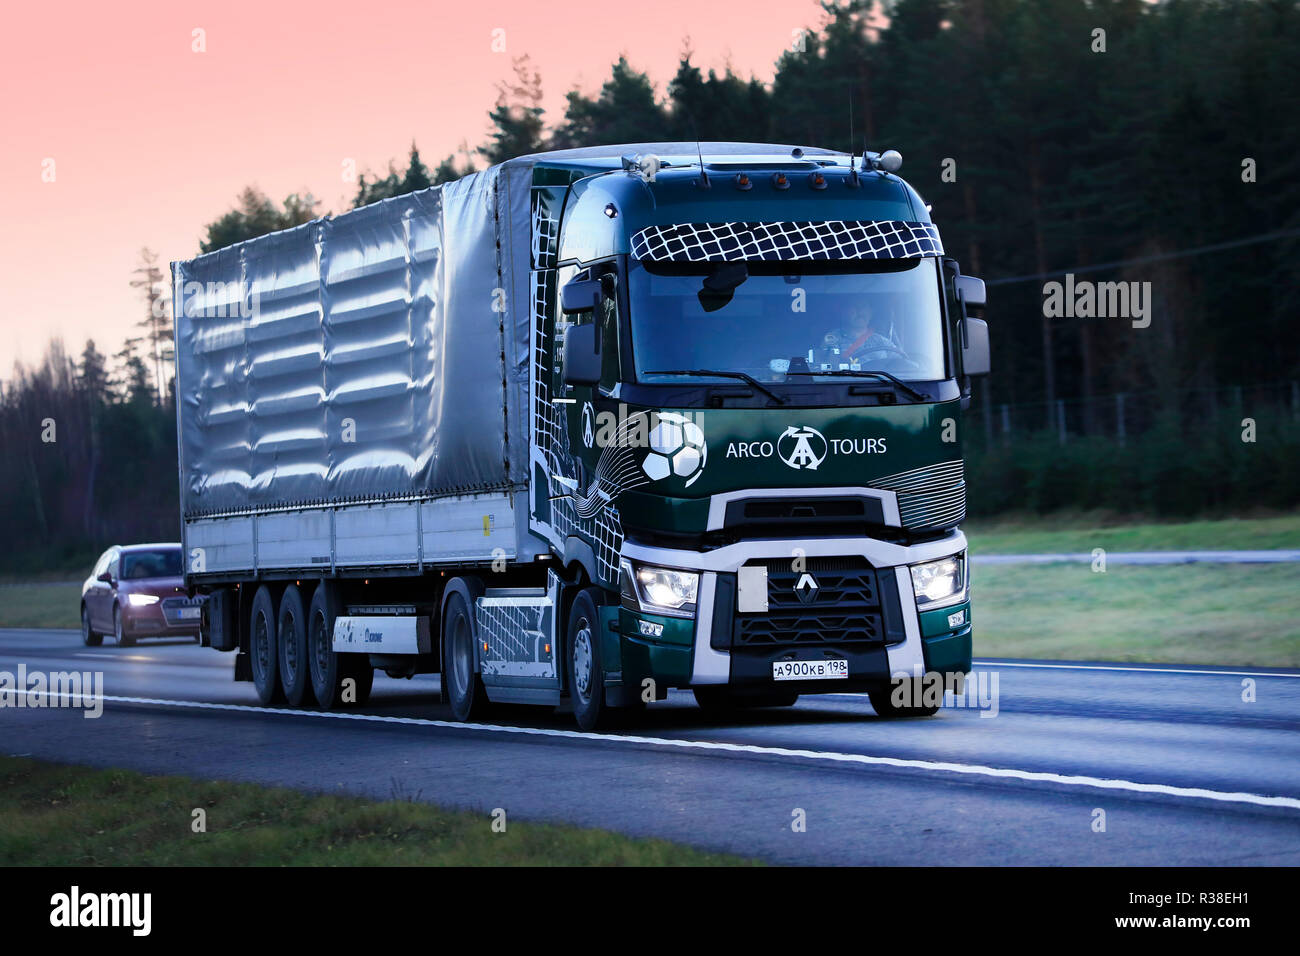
173, 142, 990, 730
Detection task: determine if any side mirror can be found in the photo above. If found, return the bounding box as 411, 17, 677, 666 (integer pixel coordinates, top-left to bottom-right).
560, 277, 602, 314
960, 317, 991, 377
563, 323, 602, 386
97, 571, 114, 585
955, 274, 986, 311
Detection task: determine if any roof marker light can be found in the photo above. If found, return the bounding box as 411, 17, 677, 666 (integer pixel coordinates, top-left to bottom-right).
772, 172, 789, 190
810, 172, 827, 189
735, 173, 752, 191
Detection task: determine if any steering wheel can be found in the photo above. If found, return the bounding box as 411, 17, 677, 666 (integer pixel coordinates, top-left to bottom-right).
847, 344, 912, 362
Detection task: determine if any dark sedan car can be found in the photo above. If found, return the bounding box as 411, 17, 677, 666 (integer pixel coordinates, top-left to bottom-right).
80, 543, 202, 646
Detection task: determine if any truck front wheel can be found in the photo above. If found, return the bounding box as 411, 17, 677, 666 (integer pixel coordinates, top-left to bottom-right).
444, 590, 489, 721
566, 588, 610, 732
249, 585, 284, 705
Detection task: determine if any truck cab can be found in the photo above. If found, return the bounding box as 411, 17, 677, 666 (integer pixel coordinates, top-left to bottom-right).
530, 147, 989, 727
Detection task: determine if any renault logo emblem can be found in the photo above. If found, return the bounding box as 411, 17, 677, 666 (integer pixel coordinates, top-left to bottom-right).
793, 572, 819, 604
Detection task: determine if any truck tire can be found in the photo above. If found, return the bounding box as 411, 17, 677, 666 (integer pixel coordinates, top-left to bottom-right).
307, 581, 345, 709
566, 587, 610, 732
867, 678, 940, 718
443, 590, 489, 721
249, 585, 284, 705
81, 606, 102, 647
277, 585, 314, 707
114, 605, 134, 647
693, 687, 799, 712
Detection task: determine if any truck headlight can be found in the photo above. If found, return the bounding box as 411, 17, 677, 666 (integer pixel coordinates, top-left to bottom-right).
127, 593, 160, 607
622, 561, 698, 619
910, 553, 966, 608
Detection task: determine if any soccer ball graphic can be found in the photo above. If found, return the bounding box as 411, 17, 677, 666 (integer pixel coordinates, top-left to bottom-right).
642, 414, 707, 487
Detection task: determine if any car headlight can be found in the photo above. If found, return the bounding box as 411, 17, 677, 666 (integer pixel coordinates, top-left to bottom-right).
126, 593, 160, 607
910, 553, 966, 608
621, 561, 699, 619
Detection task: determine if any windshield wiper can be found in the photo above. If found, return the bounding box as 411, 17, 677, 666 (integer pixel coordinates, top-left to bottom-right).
644, 369, 787, 405
783, 368, 927, 401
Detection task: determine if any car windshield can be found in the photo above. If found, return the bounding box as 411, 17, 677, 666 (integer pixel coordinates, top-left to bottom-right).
627, 256, 946, 384
121, 549, 182, 579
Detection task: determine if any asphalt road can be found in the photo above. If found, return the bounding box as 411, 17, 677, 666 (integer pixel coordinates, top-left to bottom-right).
2, 627, 1298, 865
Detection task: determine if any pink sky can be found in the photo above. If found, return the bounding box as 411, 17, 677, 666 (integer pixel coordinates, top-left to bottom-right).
0, 0, 830, 376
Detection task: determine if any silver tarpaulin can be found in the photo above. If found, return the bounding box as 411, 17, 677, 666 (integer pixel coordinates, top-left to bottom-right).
173, 165, 533, 517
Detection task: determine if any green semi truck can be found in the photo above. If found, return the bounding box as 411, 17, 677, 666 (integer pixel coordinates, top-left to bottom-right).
174, 142, 988, 730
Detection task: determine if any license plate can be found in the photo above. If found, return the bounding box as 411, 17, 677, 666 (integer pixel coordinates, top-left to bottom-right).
772, 659, 848, 681
178, 606, 201, 620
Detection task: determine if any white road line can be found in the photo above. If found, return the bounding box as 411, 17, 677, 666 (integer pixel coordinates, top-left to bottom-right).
13, 688, 1300, 812
971, 660, 1300, 679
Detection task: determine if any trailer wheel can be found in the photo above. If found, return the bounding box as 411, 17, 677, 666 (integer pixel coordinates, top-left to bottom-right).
566, 588, 610, 732
81, 606, 102, 647
307, 581, 345, 709
249, 585, 284, 705
443, 590, 488, 721
867, 678, 939, 718
277, 585, 314, 707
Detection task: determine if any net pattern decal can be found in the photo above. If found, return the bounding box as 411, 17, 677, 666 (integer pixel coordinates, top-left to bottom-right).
630, 219, 944, 263
871, 459, 966, 530
529, 189, 624, 586
476, 591, 554, 680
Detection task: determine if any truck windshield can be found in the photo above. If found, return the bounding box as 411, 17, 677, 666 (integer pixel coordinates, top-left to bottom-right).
627, 256, 946, 385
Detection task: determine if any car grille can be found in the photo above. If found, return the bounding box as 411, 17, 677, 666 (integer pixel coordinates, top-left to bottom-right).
734, 557, 885, 647
161, 596, 202, 625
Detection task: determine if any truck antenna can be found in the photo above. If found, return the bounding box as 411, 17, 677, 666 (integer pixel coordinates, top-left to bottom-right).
685, 111, 709, 188
848, 97, 860, 186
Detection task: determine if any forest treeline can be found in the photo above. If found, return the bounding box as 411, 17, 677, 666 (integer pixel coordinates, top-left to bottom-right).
3, 0, 1298, 571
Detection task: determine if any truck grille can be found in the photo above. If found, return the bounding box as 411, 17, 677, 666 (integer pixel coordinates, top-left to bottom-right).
871, 460, 966, 531
734, 557, 885, 647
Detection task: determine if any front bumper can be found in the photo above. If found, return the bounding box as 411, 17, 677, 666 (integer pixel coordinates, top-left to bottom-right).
619, 532, 971, 693
120, 598, 202, 638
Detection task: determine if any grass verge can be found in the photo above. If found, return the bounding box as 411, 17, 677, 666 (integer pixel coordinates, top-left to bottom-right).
0, 756, 753, 866
973, 561, 1300, 667
965, 512, 1300, 555
0, 581, 81, 629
